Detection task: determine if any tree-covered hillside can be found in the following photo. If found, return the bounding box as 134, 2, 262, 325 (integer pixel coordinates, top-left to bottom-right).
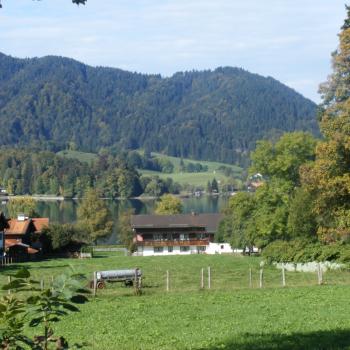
0, 53, 318, 165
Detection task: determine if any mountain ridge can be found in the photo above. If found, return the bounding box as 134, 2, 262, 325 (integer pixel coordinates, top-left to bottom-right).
0, 52, 318, 165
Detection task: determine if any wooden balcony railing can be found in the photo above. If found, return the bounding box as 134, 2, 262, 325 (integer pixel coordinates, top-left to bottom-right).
139, 240, 209, 247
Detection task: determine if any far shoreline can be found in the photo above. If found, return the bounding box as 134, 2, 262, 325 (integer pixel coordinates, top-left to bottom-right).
0, 192, 230, 202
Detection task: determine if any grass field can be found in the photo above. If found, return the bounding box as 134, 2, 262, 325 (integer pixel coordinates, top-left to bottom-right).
140, 152, 243, 188
150, 152, 242, 174
56, 150, 98, 164
140, 169, 235, 188
56, 149, 243, 188
1, 254, 350, 349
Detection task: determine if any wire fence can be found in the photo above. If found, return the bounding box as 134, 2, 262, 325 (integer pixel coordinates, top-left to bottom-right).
1, 253, 350, 297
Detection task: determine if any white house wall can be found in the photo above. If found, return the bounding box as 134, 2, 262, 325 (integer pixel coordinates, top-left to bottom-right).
206, 243, 234, 254
137, 246, 206, 256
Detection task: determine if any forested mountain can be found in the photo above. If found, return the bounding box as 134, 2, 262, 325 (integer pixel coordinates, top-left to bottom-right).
0, 52, 318, 165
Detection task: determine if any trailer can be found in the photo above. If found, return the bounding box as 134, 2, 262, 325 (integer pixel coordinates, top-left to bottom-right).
92, 268, 142, 289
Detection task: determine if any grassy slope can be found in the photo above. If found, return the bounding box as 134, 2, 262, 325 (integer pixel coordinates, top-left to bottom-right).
151, 152, 242, 173
2, 254, 350, 349
140, 152, 243, 187
56, 150, 244, 188
56, 150, 98, 164
140, 169, 232, 187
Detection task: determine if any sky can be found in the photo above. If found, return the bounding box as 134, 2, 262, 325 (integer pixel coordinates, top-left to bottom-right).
0, 0, 347, 102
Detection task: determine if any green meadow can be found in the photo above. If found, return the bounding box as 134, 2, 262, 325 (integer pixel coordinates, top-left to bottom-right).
139, 152, 243, 188
1, 254, 350, 349
57, 149, 243, 188
56, 150, 98, 164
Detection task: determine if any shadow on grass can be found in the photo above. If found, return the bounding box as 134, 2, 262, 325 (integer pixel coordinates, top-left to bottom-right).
199, 329, 350, 350
0, 264, 24, 272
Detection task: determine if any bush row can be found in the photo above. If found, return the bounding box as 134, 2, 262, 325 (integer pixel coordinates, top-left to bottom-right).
262, 239, 350, 264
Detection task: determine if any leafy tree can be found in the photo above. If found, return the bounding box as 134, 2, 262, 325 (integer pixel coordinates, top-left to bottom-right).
42, 223, 86, 251
211, 178, 219, 193
206, 180, 212, 194
304, 7, 350, 242
287, 188, 317, 239
222, 132, 318, 249
117, 209, 135, 252
158, 159, 174, 174
0, 268, 88, 350
218, 192, 257, 252
179, 158, 185, 172
250, 132, 317, 186
77, 189, 113, 243
143, 177, 165, 197
7, 197, 37, 218
253, 179, 291, 247
155, 194, 183, 215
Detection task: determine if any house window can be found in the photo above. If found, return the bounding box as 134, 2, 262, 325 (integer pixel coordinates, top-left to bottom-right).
221, 245, 224, 249
180, 246, 190, 252
180, 233, 189, 241
197, 246, 206, 252
168, 246, 173, 253
153, 234, 162, 240
154, 247, 163, 253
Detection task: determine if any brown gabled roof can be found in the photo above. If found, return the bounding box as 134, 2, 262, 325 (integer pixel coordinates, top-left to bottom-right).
131, 213, 223, 233
5, 238, 21, 248
6, 219, 31, 235
32, 218, 49, 233
5, 240, 38, 254
5, 218, 49, 235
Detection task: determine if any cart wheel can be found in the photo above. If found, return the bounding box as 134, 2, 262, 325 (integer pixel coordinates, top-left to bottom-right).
125, 280, 133, 287
97, 281, 106, 289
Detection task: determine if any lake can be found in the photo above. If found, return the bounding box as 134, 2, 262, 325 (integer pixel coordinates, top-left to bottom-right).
0, 195, 230, 244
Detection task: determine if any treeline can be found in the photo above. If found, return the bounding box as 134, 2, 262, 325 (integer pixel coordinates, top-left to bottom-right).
0, 53, 317, 165
219, 10, 350, 263
179, 159, 208, 173
218, 130, 350, 263
0, 148, 181, 198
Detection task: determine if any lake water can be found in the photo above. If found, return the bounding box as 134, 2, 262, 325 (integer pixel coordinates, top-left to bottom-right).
0, 195, 230, 243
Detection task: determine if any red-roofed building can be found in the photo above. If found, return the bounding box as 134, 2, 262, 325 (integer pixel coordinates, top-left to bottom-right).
4, 214, 49, 258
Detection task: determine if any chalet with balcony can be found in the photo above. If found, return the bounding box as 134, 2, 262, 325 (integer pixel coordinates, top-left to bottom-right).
131, 213, 223, 256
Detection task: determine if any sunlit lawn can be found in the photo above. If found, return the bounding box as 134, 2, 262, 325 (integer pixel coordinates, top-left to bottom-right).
1, 254, 350, 349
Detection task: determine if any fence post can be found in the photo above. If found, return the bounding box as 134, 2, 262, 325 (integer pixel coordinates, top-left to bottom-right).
134, 269, 141, 295
93, 271, 97, 297
7, 276, 11, 295
40, 279, 44, 291
208, 266, 211, 289
259, 268, 263, 288
166, 270, 169, 292
282, 265, 286, 287
317, 263, 323, 285
249, 268, 252, 288
201, 268, 204, 289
